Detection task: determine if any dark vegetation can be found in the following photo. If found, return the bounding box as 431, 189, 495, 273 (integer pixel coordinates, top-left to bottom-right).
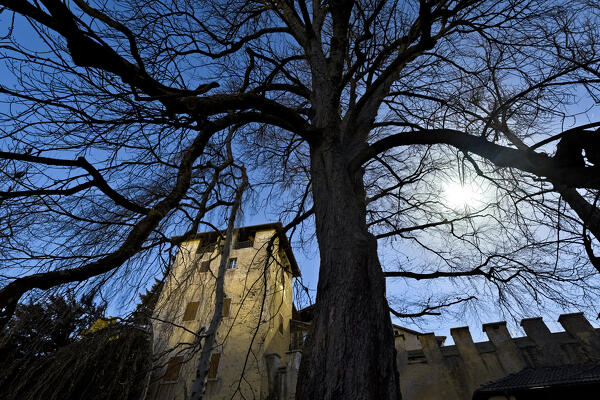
0, 283, 161, 400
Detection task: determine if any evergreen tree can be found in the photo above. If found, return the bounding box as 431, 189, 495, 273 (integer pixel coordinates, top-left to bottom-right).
0, 292, 154, 400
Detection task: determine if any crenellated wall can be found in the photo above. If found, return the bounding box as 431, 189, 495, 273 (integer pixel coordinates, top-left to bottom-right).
396, 313, 600, 400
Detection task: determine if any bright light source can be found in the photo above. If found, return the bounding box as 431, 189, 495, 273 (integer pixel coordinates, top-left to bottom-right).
443, 182, 482, 209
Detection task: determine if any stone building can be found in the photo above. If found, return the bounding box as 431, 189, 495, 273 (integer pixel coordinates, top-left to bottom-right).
147, 223, 300, 400
397, 314, 600, 399
147, 222, 600, 399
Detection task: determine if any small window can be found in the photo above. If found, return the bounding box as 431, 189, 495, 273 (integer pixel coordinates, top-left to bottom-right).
222, 297, 231, 318
234, 240, 253, 249
234, 231, 254, 249
182, 301, 199, 321
278, 314, 284, 335
163, 356, 184, 382
207, 353, 220, 380
227, 258, 237, 269
199, 260, 210, 272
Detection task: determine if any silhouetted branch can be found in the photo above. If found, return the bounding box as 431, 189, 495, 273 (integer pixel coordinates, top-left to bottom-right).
389, 296, 476, 318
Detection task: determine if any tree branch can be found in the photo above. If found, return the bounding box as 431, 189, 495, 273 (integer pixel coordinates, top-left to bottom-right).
0, 151, 149, 214
0, 126, 215, 328
389, 296, 476, 318
351, 128, 600, 189
0, 181, 95, 199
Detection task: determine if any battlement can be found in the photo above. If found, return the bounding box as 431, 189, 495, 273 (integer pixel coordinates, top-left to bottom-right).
396, 313, 600, 400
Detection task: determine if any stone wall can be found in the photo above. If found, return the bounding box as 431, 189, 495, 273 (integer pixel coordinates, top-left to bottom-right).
396, 313, 600, 400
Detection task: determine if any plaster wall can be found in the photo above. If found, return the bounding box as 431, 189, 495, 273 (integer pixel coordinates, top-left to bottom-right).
148, 227, 294, 400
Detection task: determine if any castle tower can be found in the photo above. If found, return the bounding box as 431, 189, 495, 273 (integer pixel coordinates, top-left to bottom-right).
147, 223, 301, 400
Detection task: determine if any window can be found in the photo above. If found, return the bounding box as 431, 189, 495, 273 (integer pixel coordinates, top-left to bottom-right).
227, 258, 237, 269
234, 239, 253, 249
207, 353, 220, 380
291, 331, 303, 350
199, 260, 210, 272
278, 313, 284, 335
182, 301, 199, 321
234, 231, 254, 249
222, 297, 231, 318
163, 356, 184, 382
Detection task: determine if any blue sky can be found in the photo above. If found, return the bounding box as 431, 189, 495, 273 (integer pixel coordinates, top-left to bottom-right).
2, 2, 600, 345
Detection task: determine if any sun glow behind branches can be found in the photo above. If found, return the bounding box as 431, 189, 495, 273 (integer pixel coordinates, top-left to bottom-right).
443, 182, 485, 210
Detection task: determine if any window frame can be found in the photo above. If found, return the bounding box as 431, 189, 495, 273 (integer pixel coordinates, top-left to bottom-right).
227, 257, 237, 270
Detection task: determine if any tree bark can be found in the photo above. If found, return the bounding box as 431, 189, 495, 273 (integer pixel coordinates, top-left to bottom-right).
296, 139, 401, 400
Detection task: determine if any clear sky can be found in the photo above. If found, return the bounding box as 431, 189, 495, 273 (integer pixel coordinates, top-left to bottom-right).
2, 3, 599, 345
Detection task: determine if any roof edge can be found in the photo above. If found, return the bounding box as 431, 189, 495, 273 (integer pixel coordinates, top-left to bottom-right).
175, 222, 301, 277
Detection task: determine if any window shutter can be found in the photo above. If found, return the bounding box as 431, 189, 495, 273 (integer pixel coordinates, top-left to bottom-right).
199, 260, 210, 272
207, 353, 220, 379
182, 301, 199, 321
222, 297, 231, 318
291, 331, 303, 350
163, 356, 184, 382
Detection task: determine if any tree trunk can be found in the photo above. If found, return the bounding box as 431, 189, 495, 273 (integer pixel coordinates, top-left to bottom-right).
296, 140, 401, 400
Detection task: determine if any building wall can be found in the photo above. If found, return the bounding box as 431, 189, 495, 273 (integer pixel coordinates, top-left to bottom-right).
396, 314, 600, 400
146, 224, 600, 400
393, 326, 422, 351
148, 227, 295, 400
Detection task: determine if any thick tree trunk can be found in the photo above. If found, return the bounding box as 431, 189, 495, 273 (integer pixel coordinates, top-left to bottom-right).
296, 140, 401, 399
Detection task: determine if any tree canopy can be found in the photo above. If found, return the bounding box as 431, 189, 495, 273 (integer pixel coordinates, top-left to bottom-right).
0, 294, 151, 400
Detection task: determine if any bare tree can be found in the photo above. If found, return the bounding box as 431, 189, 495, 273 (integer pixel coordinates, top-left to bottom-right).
2, 1, 600, 399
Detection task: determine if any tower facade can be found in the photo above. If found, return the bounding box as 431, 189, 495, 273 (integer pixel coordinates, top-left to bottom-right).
148, 223, 301, 400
